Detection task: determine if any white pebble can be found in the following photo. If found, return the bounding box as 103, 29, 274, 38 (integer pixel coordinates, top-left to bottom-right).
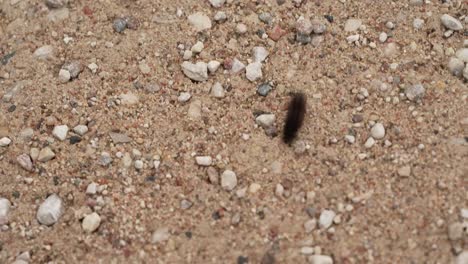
0, 198, 11, 225
319, 210, 336, 229
364, 137, 375, 148
191, 41, 204, 53
252, 46, 269, 62
245, 62, 262, 82
82, 212, 101, 233
187, 12, 212, 32
344, 135, 355, 144
370, 123, 385, 139
440, 14, 463, 31
221, 170, 237, 191
308, 255, 333, 264
58, 69, 71, 83
37, 194, 64, 226
151, 227, 170, 244
211, 82, 225, 98
236, 23, 248, 34
256, 114, 275, 128
207, 60, 221, 74
178, 92, 192, 103
195, 156, 212, 166
52, 125, 69, 141
134, 160, 144, 170
181, 61, 208, 82
379, 32, 388, 43
73, 125, 88, 136
0, 137, 11, 147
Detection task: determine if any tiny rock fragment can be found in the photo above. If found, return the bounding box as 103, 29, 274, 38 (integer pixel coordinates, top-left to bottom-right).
152, 227, 170, 244
38, 147, 55, 162
221, 170, 237, 191
109, 132, 132, 144
17, 154, 34, 171
195, 156, 212, 166
181, 61, 208, 82
0, 198, 11, 225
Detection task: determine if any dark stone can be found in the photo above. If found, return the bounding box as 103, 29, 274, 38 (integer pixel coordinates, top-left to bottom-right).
296, 33, 311, 44
69, 136, 82, 144
237, 256, 249, 264
7, 105, 16, 112
352, 114, 363, 123
185, 231, 192, 239
305, 206, 316, 218
324, 15, 334, 23
1, 51, 16, 65
260, 251, 275, 264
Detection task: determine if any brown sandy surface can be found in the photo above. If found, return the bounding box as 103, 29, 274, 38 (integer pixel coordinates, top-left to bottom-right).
0, 0, 467, 263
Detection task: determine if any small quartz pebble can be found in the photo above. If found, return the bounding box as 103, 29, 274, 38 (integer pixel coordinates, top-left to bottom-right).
73, 125, 88, 136
456, 48, 468, 63
440, 14, 463, 31
211, 82, 225, 98
0, 137, 11, 147
86, 182, 98, 194
256, 114, 275, 129
17, 154, 34, 171
152, 227, 170, 244
308, 255, 333, 264
257, 83, 272, 96
37, 194, 64, 226
0, 198, 11, 225
52, 125, 69, 141
236, 23, 248, 34
448, 57, 465, 77
181, 61, 208, 82
456, 252, 468, 264
82, 212, 101, 233
88, 63, 98, 73
319, 210, 336, 229
180, 199, 193, 210
208, 0, 225, 8
229, 58, 246, 74
344, 135, 355, 144
371, 123, 385, 139
38, 147, 55, 162
246, 62, 262, 82
398, 165, 411, 177
364, 137, 375, 148
379, 32, 388, 43
413, 18, 424, 29
33, 45, 54, 60
58, 69, 71, 83
195, 156, 212, 166
252, 46, 269, 62
344, 19, 362, 32
188, 12, 212, 32
207, 61, 221, 73
221, 170, 237, 191
191, 41, 204, 53
405, 84, 425, 101
178, 92, 192, 103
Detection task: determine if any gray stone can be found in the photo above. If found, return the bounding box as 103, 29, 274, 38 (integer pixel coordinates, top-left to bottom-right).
2, 82, 24, 102
0, 198, 11, 225
211, 82, 225, 98
17, 154, 33, 171
109, 132, 132, 144
221, 170, 237, 191
257, 83, 272, 96
52, 125, 68, 141
37, 194, 63, 226
246, 62, 262, 82
405, 84, 425, 101
455, 48, 468, 63
180, 199, 193, 210
256, 114, 275, 129
113, 18, 127, 33
33, 45, 54, 60
82, 212, 101, 233
344, 19, 362, 32
38, 147, 55, 162
178, 92, 192, 103
448, 57, 465, 77
73, 125, 88, 136
441, 14, 463, 31
195, 156, 212, 166
181, 61, 208, 82
371, 123, 386, 139
319, 210, 336, 229
252, 46, 269, 63
296, 17, 313, 35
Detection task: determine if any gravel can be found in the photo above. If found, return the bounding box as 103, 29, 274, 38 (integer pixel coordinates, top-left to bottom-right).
151, 227, 171, 244
181, 61, 208, 82
36, 194, 64, 226
440, 14, 463, 31
256, 114, 275, 129
38, 147, 55, 162
17, 154, 33, 171
0, 198, 11, 225
207, 60, 221, 73
211, 82, 225, 98
73, 125, 88, 136
221, 170, 237, 191
344, 19, 362, 32
405, 84, 425, 101
33, 45, 54, 60
308, 255, 333, 264
52, 125, 69, 141
257, 83, 272, 96
188, 12, 212, 31
195, 156, 213, 166
370, 123, 386, 139
252, 46, 268, 62
397, 165, 412, 177
178, 92, 192, 103
245, 62, 262, 82
0, 137, 11, 147
319, 210, 336, 229
82, 212, 101, 233
448, 57, 465, 77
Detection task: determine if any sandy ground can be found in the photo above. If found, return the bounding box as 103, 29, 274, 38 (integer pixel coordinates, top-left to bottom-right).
0, 0, 467, 263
